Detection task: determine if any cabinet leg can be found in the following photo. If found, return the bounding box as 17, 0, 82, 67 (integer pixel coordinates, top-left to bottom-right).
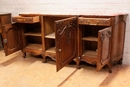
107, 61, 112, 73
42, 58, 47, 63
22, 52, 26, 58
74, 57, 81, 69
118, 58, 123, 65
41, 52, 47, 63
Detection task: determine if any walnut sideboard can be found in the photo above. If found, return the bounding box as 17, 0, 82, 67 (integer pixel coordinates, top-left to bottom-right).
1, 13, 128, 73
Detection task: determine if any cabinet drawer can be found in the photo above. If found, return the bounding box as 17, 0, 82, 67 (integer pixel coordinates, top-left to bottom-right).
12, 16, 40, 23
78, 17, 111, 26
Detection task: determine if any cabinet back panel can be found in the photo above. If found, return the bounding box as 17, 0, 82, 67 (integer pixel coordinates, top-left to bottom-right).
24, 23, 41, 33
44, 17, 67, 35
83, 41, 97, 51
25, 36, 42, 44
45, 39, 55, 50
82, 25, 108, 37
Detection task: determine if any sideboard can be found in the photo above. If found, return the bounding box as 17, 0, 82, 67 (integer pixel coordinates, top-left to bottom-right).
1, 13, 128, 72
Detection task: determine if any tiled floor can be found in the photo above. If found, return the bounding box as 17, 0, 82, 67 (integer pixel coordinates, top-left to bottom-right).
0, 49, 130, 87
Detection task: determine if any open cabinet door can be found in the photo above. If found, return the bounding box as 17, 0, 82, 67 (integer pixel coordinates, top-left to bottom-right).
2, 23, 22, 56
55, 17, 77, 71
97, 27, 111, 71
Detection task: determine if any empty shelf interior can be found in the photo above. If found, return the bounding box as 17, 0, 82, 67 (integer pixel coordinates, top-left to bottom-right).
45, 32, 55, 39
82, 50, 97, 58
46, 47, 56, 53
82, 36, 98, 41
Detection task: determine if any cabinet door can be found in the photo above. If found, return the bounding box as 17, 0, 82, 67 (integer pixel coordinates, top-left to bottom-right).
55, 17, 77, 71
2, 23, 22, 56
97, 27, 111, 70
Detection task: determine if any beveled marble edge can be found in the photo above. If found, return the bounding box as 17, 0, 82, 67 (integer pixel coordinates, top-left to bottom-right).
19, 12, 128, 16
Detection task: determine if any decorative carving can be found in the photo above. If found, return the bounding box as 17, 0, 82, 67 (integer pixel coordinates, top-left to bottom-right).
100, 33, 105, 41
100, 30, 111, 65
106, 31, 111, 38
56, 18, 77, 44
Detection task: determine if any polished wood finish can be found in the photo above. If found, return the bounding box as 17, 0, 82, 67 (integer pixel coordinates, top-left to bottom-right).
78, 17, 111, 26
2, 23, 22, 55
55, 17, 77, 71
2, 13, 127, 72
0, 13, 11, 48
42, 16, 71, 63
78, 18, 112, 72
11, 15, 44, 58
12, 16, 40, 23
77, 14, 127, 72
110, 15, 127, 64
0, 13, 11, 25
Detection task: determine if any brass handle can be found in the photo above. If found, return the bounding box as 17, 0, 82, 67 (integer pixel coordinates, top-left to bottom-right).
58, 49, 61, 52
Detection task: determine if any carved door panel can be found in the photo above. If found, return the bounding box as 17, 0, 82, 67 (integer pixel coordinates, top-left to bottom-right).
2, 23, 22, 56
97, 27, 111, 70
55, 17, 77, 71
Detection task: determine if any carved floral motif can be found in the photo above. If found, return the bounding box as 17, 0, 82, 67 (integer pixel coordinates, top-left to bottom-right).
56, 18, 77, 44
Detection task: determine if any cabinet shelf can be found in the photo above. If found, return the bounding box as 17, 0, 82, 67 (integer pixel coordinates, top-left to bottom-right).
24, 32, 42, 37
25, 43, 42, 50
46, 47, 56, 53
45, 32, 55, 39
82, 50, 97, 58
82, 36, 98, 42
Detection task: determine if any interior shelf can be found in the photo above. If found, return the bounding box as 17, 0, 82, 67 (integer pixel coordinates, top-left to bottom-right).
24, 32, 42, 36
45, 32, 55, 39
25, 43, 42, 50
46, 47, 56, 53
82, 50, 97, 58
82, 36, 98, 42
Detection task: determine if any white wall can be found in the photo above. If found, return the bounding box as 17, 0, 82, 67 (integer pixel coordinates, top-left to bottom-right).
0, 0, 130, 65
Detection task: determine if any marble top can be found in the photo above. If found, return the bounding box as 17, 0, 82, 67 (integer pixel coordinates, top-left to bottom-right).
19, 12, 128, 17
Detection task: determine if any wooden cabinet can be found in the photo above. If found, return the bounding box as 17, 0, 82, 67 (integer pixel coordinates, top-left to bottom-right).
78, 17, 112, 72
2, 13, 127, 72
41, 16, 77, 71
12, 14, 44, 58
76, 15, 127, 72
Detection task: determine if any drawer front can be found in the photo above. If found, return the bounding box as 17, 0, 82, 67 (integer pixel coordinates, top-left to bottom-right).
12, 16, 40, 23
78, 17, 111, 26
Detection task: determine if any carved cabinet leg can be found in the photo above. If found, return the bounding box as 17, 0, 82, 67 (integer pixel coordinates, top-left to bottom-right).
42, 57, 47, 63
41, 52, 47, 63
74, 57, 81, 69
